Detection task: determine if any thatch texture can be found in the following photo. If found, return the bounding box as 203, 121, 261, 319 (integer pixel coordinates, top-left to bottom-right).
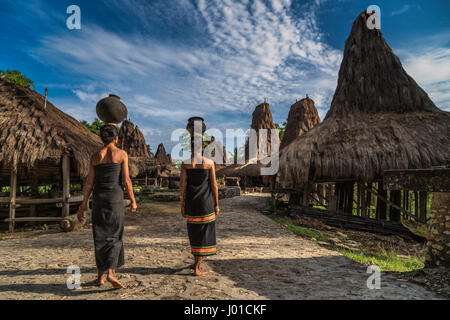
279, 11, 450, 187
155, 143, 171, 165
245, 102, 279, 161
117, 120, 151, 157
216, 162, 268, 178
280, 97, 320, 149
0, 78, 102, 178
128, 156, 157, 178
205, 136, 228, 165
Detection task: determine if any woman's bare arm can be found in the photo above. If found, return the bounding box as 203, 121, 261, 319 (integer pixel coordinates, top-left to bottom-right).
209, 162, 220, 215
121, 152, 137, 212
179, 164, 187, 217
77, 156, 95, 221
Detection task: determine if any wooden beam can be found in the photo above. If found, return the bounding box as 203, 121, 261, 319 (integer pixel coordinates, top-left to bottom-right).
4, 217, 65, 222
62, 154, 70, 217
359, 183, 417, 221
0, 195, 83, 205
9, 164, 17, 232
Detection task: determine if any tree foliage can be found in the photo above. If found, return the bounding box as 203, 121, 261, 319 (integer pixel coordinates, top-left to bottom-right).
79, 118, 105, 136
275, 122, 286, 142
0, 69, 35, 89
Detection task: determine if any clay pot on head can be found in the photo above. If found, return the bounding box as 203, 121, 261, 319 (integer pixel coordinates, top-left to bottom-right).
186, 116, 206, 135
96, 94, 128, 124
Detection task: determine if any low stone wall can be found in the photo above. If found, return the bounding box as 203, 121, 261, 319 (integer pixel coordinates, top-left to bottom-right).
426, 192, 450, 267
219, 186, 241, 199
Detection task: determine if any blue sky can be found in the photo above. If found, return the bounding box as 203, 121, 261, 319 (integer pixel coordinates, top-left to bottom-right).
1, 0, 449, 157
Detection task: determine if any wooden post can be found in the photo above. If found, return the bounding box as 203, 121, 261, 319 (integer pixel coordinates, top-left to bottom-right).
29, 168, 39, 225
62, 154, 70, 217
419, 191, 428, 223
360, 183, 367, 217
389, 190, 401, 222
364, 183, 372, 217
302, 183, 310, 207
272, 192, 277, 214
9, 164, 17, 232
376, 182, 387, 220
357, 183, 361, 216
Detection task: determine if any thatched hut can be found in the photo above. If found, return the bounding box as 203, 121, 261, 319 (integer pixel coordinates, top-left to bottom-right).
154, 143, 172, 165
205, 136, 228, 167
280, 97, 320, 150
218, 102, 280, 188
245, 102, 279, 160
278, 11, 450, 221
0, 78, 103, 231
117, 120, 151, 157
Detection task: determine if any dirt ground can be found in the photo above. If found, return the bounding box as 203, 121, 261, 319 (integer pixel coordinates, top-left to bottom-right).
0, 195, 444, 300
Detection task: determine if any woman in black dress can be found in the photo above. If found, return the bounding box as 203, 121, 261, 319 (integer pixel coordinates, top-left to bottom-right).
180, 118, 219, 276
76, 125, 137, 289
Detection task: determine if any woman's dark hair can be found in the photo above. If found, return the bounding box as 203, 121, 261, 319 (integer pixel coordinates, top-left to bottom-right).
186, 117, 206, 154
100, 125, 119, 144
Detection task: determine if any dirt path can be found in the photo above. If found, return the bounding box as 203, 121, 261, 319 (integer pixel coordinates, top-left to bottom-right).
0, 195, 443, 300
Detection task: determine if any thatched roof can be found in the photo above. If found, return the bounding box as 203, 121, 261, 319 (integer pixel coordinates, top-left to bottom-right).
245, 102, 279, 161
216, 162, 269, 178
128, 156, 158, 178
279, 11, 450, 186
155, 143, 171, 165
117, 120, 151, 157
280, 97, 320, 149
0, 78, 102, 178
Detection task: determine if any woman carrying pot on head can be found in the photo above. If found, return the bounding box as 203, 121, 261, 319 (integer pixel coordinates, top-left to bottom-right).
179, 117, 220, 276
76, 124, 137, 289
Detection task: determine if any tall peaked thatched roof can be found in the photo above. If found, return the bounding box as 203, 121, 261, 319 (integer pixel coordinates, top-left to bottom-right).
155, 143, 171, 165
279, 11, 450, 186
117, 120, 151, 157
245, 102, 279, 161
280, 97, 320, 149
0, 78, 102, 178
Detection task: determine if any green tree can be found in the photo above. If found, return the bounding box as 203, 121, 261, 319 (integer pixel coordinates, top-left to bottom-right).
147, 144, 155, 157
0, 70, 35, 89
275, 122, 286, 142
80, 118, 105, 136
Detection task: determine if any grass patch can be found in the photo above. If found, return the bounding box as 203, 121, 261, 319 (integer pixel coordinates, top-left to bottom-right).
272, 216, 424, 272
339, 249, 424, 272
273, 217, 329, 242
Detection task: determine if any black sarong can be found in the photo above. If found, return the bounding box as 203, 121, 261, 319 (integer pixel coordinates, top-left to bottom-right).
185, 168, 216, 256
92, 163, 124, 272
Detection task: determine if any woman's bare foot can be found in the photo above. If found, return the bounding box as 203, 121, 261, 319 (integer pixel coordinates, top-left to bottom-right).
194, 268, 209, 276
107, 269, 124, 289
193, 256, 208, 276
95, 273, 106, 286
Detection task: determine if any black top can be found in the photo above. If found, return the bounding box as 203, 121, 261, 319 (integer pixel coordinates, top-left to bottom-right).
184, 168, 215, 216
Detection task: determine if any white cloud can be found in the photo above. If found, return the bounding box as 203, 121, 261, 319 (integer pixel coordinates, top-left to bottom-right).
390, 4, 422, 17
401, 47, 450, 111
31, 0, 343, 151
